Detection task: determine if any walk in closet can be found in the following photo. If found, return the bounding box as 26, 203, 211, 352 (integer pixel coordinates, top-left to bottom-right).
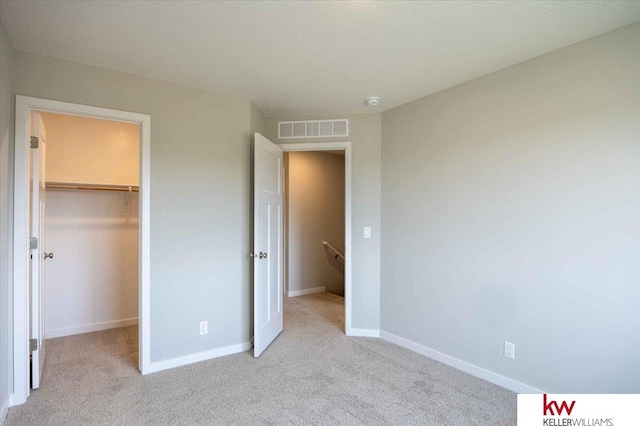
38, 111, 140, 339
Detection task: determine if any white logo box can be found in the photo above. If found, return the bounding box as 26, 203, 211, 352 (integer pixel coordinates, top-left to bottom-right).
517, 394, 640, 426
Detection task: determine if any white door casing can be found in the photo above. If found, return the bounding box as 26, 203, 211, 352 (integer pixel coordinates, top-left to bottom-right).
253, 133, 284, 357
29, 112, 47, 388
278, 142, 353, 335
13, 96, 151, 406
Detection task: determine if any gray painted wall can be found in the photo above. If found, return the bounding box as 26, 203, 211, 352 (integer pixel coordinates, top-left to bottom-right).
12, 51, 253, 363
0, 21, 14, 418
250, 102, 266, 137
286, 152, 345, 296
266, 114, 381, 330
381, 23, 640, 393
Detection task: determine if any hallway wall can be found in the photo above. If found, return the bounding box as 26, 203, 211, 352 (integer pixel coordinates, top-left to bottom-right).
286, 152, 345, 296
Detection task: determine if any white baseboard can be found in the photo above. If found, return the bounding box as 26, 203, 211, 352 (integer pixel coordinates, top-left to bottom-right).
8, 394, 21, 408
347, 327, 380, 337
1, 396, 8, 425
145, 341, 252, 374
380, 331, 543, 394
46, 318, 139, 339
287, 286, 325, 297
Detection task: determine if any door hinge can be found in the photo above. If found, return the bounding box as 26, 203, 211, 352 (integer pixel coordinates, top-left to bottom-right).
30, 338, 38, 351
30, 136, 39, 149
29, 237, 38, 250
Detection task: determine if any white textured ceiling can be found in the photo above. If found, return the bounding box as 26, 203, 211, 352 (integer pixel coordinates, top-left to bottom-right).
1, 1, 639, 117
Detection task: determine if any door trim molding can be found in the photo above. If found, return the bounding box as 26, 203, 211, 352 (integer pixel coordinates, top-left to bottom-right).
11, 96, 152, 405
278, 142, 354, 335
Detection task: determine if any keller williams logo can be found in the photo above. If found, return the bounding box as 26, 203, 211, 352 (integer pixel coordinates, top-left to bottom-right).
544, 394, 576, 416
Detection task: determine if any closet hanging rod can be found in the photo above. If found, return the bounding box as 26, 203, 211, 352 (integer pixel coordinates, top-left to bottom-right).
45, 181, 139, 192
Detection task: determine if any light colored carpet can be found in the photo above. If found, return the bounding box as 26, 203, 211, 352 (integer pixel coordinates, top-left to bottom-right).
6, 292, 516, 425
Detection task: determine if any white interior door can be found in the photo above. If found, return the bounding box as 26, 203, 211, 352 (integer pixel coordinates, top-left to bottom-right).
29, 112, 47, 388
253, 133, 283, 357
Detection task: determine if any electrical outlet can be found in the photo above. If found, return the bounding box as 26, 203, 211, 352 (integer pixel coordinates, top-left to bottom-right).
199, 321, 208, 335
504, 341, 515, 360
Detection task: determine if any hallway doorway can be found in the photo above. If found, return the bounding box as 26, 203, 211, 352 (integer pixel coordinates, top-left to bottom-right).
283, 150, 346, 298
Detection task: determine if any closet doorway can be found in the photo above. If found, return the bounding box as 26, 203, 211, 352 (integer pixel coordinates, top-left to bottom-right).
41, 110, 139, 342
13, 96, 151, 405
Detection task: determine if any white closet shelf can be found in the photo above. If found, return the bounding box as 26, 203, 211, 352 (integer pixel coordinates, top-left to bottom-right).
45, 181, 139, 192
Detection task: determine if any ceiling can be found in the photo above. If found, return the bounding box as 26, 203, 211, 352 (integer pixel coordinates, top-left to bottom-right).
1, 1, 639, 117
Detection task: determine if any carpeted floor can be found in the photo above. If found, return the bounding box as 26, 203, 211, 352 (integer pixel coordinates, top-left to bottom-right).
6, 292, 516, 425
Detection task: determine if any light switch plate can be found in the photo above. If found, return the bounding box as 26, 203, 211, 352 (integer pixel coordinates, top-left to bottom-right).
364, 227, 371, 239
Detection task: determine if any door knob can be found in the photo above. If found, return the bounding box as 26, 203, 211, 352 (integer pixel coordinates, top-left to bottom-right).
44, 252, 54, 260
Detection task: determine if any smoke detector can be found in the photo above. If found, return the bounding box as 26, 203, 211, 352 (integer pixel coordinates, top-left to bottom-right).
366, 96, 381, 106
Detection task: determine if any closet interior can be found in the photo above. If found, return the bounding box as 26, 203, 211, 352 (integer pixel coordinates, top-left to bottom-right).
38, 111, 140, 344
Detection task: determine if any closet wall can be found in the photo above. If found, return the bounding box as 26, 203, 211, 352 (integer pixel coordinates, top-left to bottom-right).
286, 151, 345, 297
44, 113, 139, 185
41, 112, 140, 338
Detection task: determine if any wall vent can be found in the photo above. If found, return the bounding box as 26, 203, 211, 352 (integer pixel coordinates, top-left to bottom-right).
278, 119, 349, 139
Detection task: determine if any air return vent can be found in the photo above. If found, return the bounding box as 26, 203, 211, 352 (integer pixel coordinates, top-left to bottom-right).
278, 119, 349, 139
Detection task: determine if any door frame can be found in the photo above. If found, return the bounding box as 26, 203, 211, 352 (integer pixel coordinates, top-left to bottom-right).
11, 96, 152, 406
278, 142, 354, 335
